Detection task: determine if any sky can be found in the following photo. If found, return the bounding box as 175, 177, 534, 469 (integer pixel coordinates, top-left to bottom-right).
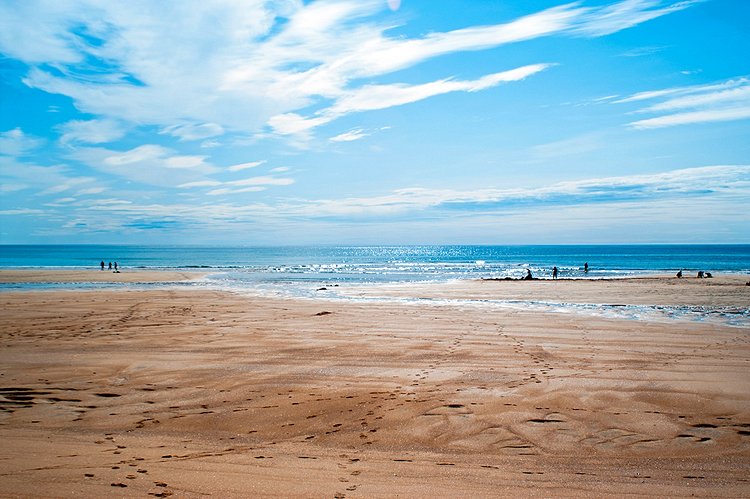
1, 0, 749, 245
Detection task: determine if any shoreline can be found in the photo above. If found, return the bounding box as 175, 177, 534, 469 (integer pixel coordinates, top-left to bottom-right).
0, 269, 208, 283
2, 270, 748, 328
1, 287, 748, 497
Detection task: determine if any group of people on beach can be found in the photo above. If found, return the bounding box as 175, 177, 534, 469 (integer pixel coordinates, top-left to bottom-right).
100, 260, 120, 273
527, 262, 589, 280
676, 270, 712, 278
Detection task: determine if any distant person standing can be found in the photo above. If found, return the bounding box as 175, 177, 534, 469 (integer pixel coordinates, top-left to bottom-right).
552, 266, 558, 279
108, 262, 112, 270
100, 260, 105, 271
114, 262, 119, 273
584, 262, 589, 273
676, 270, 682, 278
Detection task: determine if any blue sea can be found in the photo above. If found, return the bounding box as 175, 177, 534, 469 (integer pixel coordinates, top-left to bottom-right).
2, 245, 748, 327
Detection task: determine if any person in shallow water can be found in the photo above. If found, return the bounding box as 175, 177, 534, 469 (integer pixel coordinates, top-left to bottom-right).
524, 269, 533, 280
552, 266, 558, 279
100, 260, 105, 271
584, 262, 589, 273
676, 270, 682, 278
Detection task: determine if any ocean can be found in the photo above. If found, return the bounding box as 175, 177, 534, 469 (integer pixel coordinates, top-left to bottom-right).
2, 245, 748, 327
2, 244, 749, 274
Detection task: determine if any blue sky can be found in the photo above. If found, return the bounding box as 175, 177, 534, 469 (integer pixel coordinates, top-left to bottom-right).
1, 0, 749, 245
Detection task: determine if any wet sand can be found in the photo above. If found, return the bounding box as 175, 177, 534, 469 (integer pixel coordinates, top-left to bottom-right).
0, 276, 749, 497
341, 273, 750, 307
0, 269, 206, 283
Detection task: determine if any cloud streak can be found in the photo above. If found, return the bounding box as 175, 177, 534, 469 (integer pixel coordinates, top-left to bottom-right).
618, 76, 750, 129
270, 64, 552, 136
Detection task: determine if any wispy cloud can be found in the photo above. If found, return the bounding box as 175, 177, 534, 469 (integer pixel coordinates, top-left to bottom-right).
0, 128, 44, 156
270, 64, 552, 136
70, 144, 217, 187
0, 208, 47, 216
530, 132, 604, 160
621, 76, 750, 128
330, 129, 370, 143
280, 165, 750, 218
573, 0, 703, 37
0, 0, 702, 143
227, 160, 266, 172
207, 175, 295, 196
160, 123, 225, 141
0, 155, 98, 195
179, 174, 294, 196
57, 119, 125, 145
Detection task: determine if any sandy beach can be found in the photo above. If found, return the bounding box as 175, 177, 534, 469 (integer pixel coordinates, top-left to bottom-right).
1, 273, 749, 497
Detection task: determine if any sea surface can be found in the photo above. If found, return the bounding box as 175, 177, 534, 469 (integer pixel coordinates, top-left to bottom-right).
2, 245, 749, 327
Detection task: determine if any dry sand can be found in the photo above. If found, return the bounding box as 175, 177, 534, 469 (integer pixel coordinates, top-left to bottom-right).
0, 274, 749, 497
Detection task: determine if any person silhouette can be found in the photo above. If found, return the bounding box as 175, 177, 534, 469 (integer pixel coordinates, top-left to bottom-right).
108, 262, 112, 270
524, 269, 533, 280
584, 262, 589, 273
552, 266, 558, 279
100, 260, 105, 271
676, 270, 682, 278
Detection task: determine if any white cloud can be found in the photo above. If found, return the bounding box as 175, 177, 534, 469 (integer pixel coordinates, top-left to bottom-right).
0, 128, 43, 156
271, 64, 552, 136
200, 139, 222, 149
574, 0, 703, 37
619, 76, 750, 129
207, 186, 267, 196
71, 144, 217, 187
76, 187, 107, 195
103, 144, 210, 170
0, 208, 47, 216
332, 65, 551, 115
631, 106, 750, 129
642, 85, 750, 113
161, 123, 225, 141
57, 119, 125, 145
179, 174, 294, 196
268, 113, 330, 137
40, 177, 93, 195
178, 180, 222, 188
227, 160, 266, 172
531, 133, 603, 160
330, 129, 370, 142
227, 176, 294, 187
614, 77, 747, 104
0, 155, 96, 195
0, 0, 702, 143
0, 183, 27, 193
